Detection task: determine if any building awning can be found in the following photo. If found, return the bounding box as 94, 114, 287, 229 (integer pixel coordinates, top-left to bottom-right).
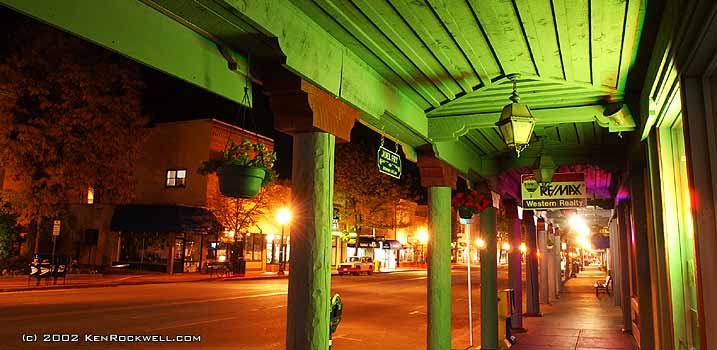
381, 240, 402, 250
592, 235, 610, 250
111, 204, 221, 235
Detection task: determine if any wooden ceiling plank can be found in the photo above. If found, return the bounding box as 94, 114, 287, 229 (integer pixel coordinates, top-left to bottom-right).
469, 0, 536, 76
558, 123, 579, 144
350, 0, 462, 100
311, 0, 444, 106
617, 0, 645, 92
464, 130, 494, 155
459, 132, 487, 156
477, 128, 504, 153
590, 0, 627, 89
541, 125, 561, 143
289, 0, 433, 109
425, 0, 502, 87
514, 0, 565, 79
552, 0, 592, 83
386, 0, 479, 94
427, 75, 620, 116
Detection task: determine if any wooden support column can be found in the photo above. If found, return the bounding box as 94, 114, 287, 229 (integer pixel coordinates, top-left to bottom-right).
537, 218, 549, 305
266, 69, 358, 350
608, 216, 623, 307
505, 200, 525, 331
616, 200, 632, 333
480, 206, 499, 350
417, 152, 457, 350
553, 226, 562, 296
546, 222, 557, 301
630, 168, 655, 350
523, 210, 541, 316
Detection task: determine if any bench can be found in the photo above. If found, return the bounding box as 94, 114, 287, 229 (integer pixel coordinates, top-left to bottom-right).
206, 262, 230, 278
594, 274, 612, 295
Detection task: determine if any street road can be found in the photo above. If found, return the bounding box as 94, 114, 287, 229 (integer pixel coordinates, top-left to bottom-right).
1, 268, 509, 350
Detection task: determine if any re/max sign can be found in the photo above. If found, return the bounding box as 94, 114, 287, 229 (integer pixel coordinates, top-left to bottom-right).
539, 183, 583, 196
520, 173, 587, 209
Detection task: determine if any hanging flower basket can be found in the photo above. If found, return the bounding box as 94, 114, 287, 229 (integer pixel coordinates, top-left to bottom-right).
199, 139, 277, 198
452, 190, 492, 222
217, 165, 266, 198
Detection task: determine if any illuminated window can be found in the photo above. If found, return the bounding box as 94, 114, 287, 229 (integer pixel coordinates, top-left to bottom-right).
87, 186, 94, 204
166, 169, 187, 187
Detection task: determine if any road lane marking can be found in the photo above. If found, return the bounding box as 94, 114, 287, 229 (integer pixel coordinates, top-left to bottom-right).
0, 291, 287, 322
146, 315, 241, 332
333, 335, 364, 342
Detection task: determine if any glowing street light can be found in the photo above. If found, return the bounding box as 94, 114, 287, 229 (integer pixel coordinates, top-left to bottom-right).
475, 238, 486, 249
276, 207, 292, 275
501, 242, 511, 251
417, 228, 429, 243
416, 228, 429, 264
519, 242, 527, 253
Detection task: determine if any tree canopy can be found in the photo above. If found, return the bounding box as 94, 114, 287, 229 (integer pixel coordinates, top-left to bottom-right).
0, 24, 148, 223
208, 182, 291, 237
0, 201, 21, 268
334, 142, 419, 235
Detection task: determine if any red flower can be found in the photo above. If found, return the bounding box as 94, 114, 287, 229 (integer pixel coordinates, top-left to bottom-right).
455, 193, 464, 199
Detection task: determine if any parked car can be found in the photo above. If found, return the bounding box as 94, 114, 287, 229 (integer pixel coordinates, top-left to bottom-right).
337, 256, 373, 276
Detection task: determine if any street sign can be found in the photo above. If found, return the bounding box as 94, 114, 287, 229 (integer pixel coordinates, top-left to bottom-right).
520, 172, 587, 209
52, 220, 61, 236
377, 146, 402, 179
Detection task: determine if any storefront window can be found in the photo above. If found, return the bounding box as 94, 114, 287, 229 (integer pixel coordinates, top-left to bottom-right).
243, 234, 264, 262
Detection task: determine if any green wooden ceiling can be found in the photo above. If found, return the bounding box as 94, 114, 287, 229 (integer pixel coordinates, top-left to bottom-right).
291, 0, 645, 156
0, 0, 652, 181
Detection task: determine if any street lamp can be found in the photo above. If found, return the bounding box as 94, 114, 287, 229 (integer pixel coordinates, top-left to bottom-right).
276, 207, 292, 275
417, 228, 428, 263
266, 234, 276, 264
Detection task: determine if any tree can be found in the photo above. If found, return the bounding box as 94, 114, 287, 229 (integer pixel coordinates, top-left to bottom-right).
334, 142, 418, 252
0, 201, 21, 269
0, 24, 148, 248
207, 182, 290, 270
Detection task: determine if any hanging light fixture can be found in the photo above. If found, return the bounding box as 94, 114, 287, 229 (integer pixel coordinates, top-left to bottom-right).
495, 74, 536, 157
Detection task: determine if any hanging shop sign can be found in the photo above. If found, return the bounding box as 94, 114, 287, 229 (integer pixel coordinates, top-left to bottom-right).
52, 220, 61, 236
377, 146, 402, 179
520, 172, 587, 209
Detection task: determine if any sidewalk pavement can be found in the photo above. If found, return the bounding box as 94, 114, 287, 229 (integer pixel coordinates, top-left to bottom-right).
0, 265, 428, 292
511, 265, 635, 350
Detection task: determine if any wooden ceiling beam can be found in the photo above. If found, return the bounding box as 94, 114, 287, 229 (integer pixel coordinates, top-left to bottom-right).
428, 105, 635, 142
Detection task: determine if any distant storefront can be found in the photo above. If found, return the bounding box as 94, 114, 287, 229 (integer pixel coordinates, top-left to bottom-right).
111, 204, 221, 273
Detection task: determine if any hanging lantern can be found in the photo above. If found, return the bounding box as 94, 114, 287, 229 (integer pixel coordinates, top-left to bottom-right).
495, 74, 535, 157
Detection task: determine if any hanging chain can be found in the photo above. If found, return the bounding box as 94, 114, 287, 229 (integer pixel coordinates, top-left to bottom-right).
225, 55, 254, 150
380, 127, 385, 148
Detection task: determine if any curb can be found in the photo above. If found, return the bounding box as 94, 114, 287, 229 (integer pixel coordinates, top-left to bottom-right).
0, 268, 429, 292
0, 277, 217, 293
